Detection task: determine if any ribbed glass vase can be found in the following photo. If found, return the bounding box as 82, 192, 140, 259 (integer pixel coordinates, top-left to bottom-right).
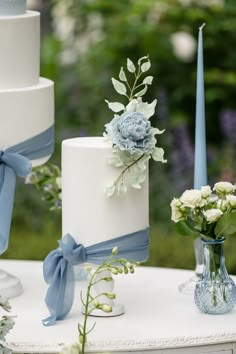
194, 237, 236, 314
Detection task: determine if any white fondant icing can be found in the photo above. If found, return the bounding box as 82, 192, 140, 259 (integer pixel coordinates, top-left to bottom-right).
0, 11, 39, 89
0, 78, 54, 166
62, 137, 149, 246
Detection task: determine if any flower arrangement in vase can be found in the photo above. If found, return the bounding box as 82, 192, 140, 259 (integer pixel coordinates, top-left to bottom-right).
171, 181, 236, 314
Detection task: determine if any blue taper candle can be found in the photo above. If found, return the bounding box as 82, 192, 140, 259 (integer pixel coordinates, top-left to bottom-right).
194, 23, 207, 189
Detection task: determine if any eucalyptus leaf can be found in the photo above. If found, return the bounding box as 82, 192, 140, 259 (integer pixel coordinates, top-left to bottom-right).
136, 99, 157, 119
143, 76, 153, 85
119, 67, 127, 82
105, 100, 124, 113
111, 78, 127, 95
141, 60, 151, 72
105, 184, 115, 198
135, 85, 148, 97
151, 147, 167, 163
127, 58, 136, 73
138, 55, 149, 65
215, 211, 236, 237
117, 182, 127, 196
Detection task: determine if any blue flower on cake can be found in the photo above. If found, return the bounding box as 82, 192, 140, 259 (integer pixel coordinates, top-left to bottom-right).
104, 56, 167, 197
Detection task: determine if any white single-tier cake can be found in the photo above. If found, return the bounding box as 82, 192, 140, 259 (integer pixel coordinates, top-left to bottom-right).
0, 2, 54, 167
62, 137, 149, 247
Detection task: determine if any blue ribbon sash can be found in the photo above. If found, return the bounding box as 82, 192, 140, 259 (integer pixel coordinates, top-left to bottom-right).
43, 227, 149, 326
0, 125, 54, 254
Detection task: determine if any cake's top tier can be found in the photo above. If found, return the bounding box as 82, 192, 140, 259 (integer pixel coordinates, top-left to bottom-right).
0, 0, 26, 16
0, 10, 40, 89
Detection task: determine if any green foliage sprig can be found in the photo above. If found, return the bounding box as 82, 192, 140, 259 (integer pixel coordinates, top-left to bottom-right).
25, 164, 62, 211
104, 56, 166, 197
61, 247, 138, 354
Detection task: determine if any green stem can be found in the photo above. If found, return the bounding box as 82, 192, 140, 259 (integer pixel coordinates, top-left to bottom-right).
129, 67, 142, 101
113, 154, 145, 187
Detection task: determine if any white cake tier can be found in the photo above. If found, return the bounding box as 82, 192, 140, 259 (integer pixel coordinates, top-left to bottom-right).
62, 137, 149, 247
0, 11, 39, 89
0, 78, 54, 167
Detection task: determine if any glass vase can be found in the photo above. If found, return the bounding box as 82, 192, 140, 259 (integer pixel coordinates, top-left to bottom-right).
194, 237, 236, 314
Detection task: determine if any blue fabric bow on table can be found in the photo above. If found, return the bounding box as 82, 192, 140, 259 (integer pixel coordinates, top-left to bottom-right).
0, 125, 54, 255
43, 227, 150, 326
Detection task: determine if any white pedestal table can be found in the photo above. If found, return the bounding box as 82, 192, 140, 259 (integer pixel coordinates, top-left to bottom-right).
1, 260, 236, 354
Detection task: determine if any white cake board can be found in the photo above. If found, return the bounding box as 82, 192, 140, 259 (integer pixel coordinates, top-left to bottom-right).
0, 269, 23, 299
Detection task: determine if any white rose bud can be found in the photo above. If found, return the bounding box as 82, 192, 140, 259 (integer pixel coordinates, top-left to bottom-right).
101, 304, 112, 313
170, 198, 184, 223
213, 181, 236, 195
201, 185, 212, 198
180, 189, 202, 208
203, 209, 223, 223
226, 195, 236, 208
217, 199, 228, 212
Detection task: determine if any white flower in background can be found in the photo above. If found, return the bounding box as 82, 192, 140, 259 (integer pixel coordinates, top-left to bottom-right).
203, 209, 223, 223
170, 198, 185, 222
226, 195, 236, 208
170, 31, 196, 62
213, 181, 236, 195
201, 185, 212, 198
180, 189, 202, 208
61, 343, 80, 354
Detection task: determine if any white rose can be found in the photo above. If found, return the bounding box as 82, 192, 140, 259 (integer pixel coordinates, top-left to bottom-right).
180, 189, 202, 208
213, 181, 236, 194
203, 209, 223, 223
170, 198, 184, 223
170, 31, 196, 62
201, 185, 212, 198
226, 195, 236, 208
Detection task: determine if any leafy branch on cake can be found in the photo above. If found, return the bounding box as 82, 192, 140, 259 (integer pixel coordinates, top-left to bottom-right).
0, 296, 15, 353
104, 56, 167, 197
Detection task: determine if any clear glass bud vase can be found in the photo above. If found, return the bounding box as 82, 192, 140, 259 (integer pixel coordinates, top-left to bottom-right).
194, 238, 236, 314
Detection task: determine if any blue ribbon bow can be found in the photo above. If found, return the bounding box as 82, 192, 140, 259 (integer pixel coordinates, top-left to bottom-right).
0, 125, 54, 254
43, 227, 149, 326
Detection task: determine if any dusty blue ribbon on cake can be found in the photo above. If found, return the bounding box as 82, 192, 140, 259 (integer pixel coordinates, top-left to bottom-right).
0, 125, 54, 255
43, 227, 149, 326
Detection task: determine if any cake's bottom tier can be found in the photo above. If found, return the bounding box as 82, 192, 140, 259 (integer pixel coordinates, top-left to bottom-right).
0, 77, 54, 166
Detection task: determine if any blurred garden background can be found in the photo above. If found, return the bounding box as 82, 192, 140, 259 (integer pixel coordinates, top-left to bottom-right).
3, 0, 236, 272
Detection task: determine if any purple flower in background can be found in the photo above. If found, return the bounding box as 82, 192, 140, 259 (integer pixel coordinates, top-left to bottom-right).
220, 109, 236, 145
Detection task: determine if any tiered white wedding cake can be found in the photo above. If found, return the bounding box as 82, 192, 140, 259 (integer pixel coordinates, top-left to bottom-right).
0, 0, 54, 166
0, 0, 54, 299
62, 137, 149, 246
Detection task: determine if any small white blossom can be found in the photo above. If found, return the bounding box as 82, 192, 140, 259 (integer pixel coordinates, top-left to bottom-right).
203, 209, 223, 223
201, 185, 212, 198
214, 182, 236, 195
101, 304, 112, 313
226, 195, 236, 208
170, 198, 185, 223
180, 189, 203, 208
170, 31, 196, 62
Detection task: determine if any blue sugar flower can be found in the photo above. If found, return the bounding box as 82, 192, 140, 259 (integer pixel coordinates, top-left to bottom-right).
105, 112, 156, 154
